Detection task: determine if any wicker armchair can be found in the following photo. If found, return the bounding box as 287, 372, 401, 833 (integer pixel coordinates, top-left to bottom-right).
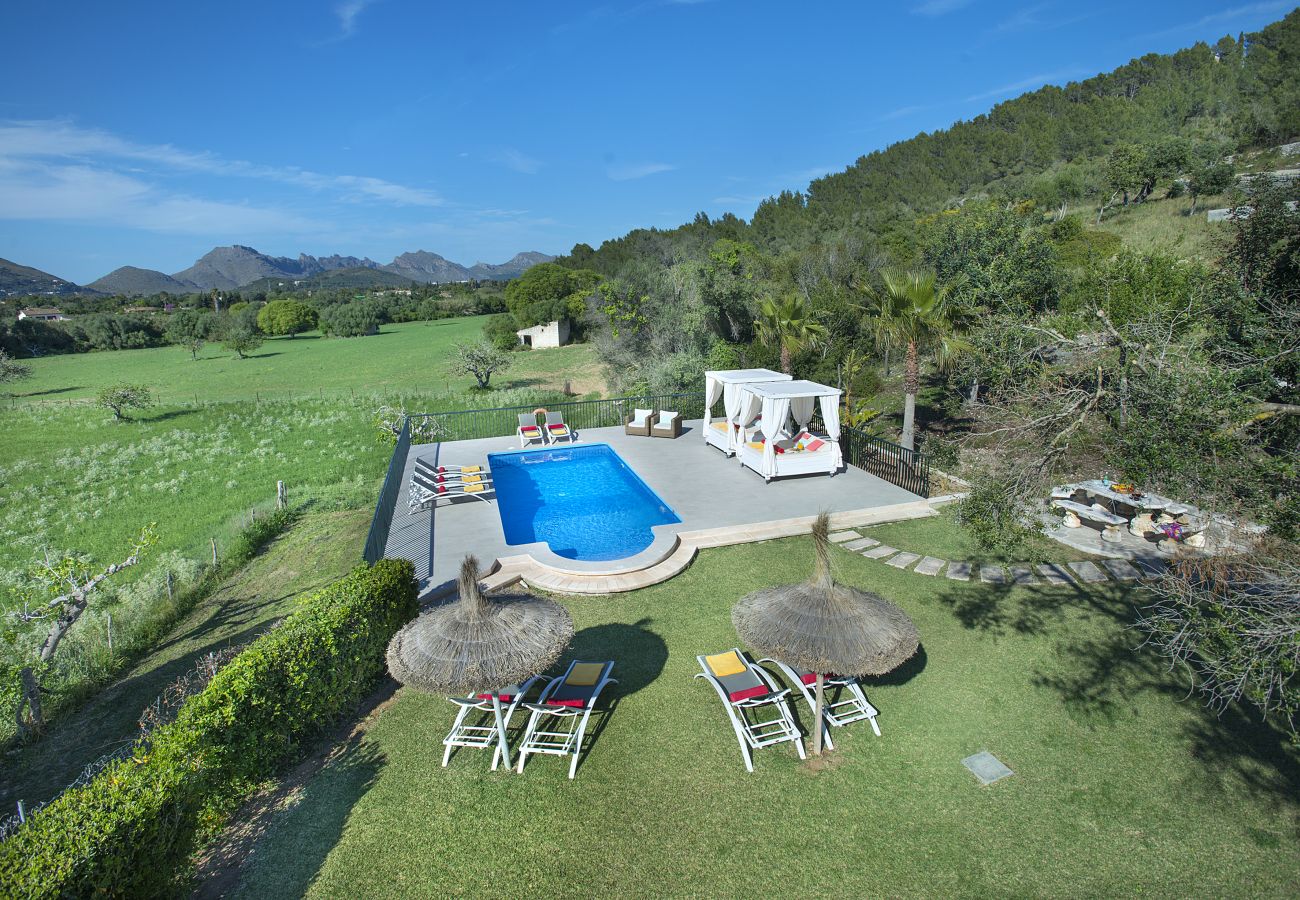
651, 410, 683, 439
625, 407, 654, 436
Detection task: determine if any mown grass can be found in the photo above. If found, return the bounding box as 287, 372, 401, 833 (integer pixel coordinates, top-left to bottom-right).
228, 525, 1300, 898
10, 316, 604, 405
0, 507, 372, 809
865, 505, 1095, 565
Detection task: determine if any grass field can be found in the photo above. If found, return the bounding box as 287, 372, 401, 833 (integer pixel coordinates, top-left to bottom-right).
10, 316, 605, 405
0, 507, 373, 808
221, 525, 1300, 897
1088, 193, 1231, 262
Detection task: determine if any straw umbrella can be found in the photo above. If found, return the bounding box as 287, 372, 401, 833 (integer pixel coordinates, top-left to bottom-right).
387, 555, 573, 765
732, 512, 919, 755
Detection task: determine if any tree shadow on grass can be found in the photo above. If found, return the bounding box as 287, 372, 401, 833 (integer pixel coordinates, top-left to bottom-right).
139, 408, 198, 425
15, 385, 81, 397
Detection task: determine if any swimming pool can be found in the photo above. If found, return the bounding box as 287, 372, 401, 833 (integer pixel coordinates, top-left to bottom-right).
488, 443, 681, 561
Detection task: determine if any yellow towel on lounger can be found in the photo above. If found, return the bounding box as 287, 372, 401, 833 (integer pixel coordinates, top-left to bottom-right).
747, 441, 764, 451
462, 484, 485, 494
460, 465, 481, 474
705, 651, 746, 678
566, 663, 605, 686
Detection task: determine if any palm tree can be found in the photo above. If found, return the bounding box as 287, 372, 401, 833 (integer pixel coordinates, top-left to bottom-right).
754, 294, 828, 375
866, 269, 966, 451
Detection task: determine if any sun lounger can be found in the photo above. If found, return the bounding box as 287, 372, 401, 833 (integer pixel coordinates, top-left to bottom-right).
760, 658, 880, 749
695, 649, 805, 772
651, 409, 682, 439
516, 660, 617, 779
518, 413, 546, 448
414, 457, 485, 478
442, 675, 545, 770
409, 469, 495, 512
625, 407, 654, 437
544, 410, 576, 444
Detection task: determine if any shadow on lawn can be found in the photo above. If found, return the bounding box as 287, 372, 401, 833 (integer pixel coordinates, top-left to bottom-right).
568, 618, 668, 697
933, 577, 1300, 809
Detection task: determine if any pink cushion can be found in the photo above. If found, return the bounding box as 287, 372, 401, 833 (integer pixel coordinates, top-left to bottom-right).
548, 423, 568, 431
521, 426, 541, 434
805, 438, 825, 452
728, 685, 768, 703
546, 697, 587, 708
476, 692, 514, 702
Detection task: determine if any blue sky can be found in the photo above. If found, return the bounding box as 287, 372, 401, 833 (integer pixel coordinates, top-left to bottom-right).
0, 0, 1292, 283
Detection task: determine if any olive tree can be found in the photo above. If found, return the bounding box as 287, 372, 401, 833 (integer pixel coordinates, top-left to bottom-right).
448, 340, 513, 389
97, 384, 154, 421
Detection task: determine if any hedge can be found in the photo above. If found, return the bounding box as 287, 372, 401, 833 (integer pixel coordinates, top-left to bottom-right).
0, 559, 418, 898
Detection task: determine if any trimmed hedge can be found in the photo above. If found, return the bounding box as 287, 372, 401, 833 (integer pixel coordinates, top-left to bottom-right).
0, 559, 417, 898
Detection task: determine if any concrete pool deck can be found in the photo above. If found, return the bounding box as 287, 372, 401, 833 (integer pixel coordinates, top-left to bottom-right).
382, 421, 934, 598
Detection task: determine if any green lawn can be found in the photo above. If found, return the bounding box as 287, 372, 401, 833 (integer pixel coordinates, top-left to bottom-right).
865, 505, 1095, 564
0, 507, 372, 808
10, 317, 604, 405
226, 525, 1300, 897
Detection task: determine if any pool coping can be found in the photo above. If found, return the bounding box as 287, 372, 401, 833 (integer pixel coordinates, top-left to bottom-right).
444, 498, 937, 598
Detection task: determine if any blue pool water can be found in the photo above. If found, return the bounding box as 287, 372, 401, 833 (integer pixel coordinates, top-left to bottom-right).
488, 443, 681, 561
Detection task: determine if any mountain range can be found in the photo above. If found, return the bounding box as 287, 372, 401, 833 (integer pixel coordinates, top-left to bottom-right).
0, 247, 554, 297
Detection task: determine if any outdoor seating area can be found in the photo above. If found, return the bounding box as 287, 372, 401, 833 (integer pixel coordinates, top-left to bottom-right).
703, 368, 792, 455
735, 379, 844, 482
625, 407, 683, 438
1048, 479, 1213, 556
516, 409, 577, 447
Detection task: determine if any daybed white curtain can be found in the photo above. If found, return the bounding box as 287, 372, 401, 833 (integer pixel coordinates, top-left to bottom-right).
722, 382, 748, 451
790, 396, 816, 435
760, 396, 792, 478
738, 390, 763, 438
703, 375, 723, 432
819, 394, 843, 469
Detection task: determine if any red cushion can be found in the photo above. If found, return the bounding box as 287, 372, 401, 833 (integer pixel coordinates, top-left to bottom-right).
548, 423, 568, 431
774, 445, 785, 454
546, 697, 587, 708
476, 692, 514, 702
805, 438, 825, 452
800, 672, 817, 685
728, 685, 768, 703
521, 426, 541, 434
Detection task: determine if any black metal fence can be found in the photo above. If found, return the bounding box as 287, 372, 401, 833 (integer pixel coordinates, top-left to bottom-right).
841, 426, 930, 497
408, 392, 705, 442
363, 418, 411, 563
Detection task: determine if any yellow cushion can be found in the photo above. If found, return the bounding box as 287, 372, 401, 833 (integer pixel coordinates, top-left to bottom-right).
710, 421, 728, 431
462, 484, 485, 494
566, 663, 605, 686
747, 441, 764, 451
460, 465, 481, 474
461, 475, 482, 484
706, 651, 746, 678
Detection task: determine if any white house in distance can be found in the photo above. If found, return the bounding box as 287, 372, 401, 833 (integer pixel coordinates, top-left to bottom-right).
17, 307, 67, 321
516, 319, 570, 349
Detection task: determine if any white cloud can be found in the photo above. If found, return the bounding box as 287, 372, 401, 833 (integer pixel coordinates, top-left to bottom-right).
963, 68, 1085, 103
335, 0, 379, 39
606, 161, 676, 181
912, 0, 974, 17
491, 148, 543, 175
878, 104, 928, 122
0, 119, 443, 207
1146, 1, 1290, 38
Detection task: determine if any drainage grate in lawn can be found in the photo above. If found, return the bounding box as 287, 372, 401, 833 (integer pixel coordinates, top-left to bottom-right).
962, 751, 1014, 785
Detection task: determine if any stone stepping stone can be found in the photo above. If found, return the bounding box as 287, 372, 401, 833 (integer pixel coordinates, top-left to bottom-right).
843, 537, 879, 551
980, 565, 1007, 584
886, 551, 921, 570
946, 561, 972, 581
1131, 556, 1169, 578
829, 530, 862, 543
914, 556, 946, 576
1102, 558, 1141, 581
1009, 566, 1037, 585
962, 751, 1014, 785
1068, 560, 1109, 583
862, 544, 898, 560
1036, 563, 1073, 585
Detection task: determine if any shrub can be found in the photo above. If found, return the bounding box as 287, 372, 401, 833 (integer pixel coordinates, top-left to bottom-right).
0, 559, 418, 897
319, 302, 380, 337
96, 383, 153, 421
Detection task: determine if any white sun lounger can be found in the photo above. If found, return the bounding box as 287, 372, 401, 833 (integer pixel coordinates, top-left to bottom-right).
442, 675, 545, 770
409, 468, 494, 512
516, 660, 617, 779
544, 410, 576, 444
414, 457, 487, 479
518, 413, 546, 448
696, 649, 805, 772
760, 658, 881, 749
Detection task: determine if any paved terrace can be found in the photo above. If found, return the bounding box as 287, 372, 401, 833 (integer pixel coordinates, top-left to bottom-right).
382, 421, 932, 598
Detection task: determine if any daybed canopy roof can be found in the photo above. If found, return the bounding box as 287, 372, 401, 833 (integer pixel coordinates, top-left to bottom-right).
704, 368, 791, 384
704, 369, 794, 454
742, 379, 842, 400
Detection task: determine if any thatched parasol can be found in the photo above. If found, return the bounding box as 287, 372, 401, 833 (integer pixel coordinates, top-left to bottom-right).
387, 555, 573, 762
732, 512, 919, 755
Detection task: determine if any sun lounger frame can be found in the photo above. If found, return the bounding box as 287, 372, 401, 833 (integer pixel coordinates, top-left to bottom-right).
760, 658, 881, 749
695, 650, 806, 772
516, 660, 617, 779
442, 675, 545, 770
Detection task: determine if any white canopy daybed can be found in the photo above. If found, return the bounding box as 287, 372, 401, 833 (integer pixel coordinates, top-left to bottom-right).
735, 380, 843, 482
703, 368, 792, 456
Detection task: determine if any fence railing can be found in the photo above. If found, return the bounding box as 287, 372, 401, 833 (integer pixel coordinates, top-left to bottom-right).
363, 418, 411, 563
408, 392, 705, 442
841, 426, 930, 497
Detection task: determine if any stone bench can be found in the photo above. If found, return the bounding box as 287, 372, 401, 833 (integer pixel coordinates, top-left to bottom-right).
1052, 499, 1127, 543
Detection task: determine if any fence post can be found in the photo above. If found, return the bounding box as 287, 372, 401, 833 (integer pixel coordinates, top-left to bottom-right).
106, 613, 113, 652
166, 570, 174, 602
277, 480, 287, 509
211, 537, 218, 566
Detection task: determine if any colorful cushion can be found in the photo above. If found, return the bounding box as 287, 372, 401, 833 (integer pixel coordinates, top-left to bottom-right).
548, 423, 569, 432
546, 697, 587, 708
710, 420, 728, 431
705, 651, 747, 678
566, 663, 605, 686
476, 692, 515, 702
747, 441, 765, 451
463, 484, 485, 494
728, 685, 769, 703
805, 438, 825, 452
774, 445, 785, 454
521, 425, 541, 434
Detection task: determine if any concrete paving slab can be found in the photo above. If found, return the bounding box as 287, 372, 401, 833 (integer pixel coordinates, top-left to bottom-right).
829, 530, 862, 543
915, 556, 946, 576
886, 551, 921, 569
843, 537, 877, 551
863, 544, 899, 560
962, 751, 1014, 785
1102, 558, 1141, 581
1009, 566, 1038, 584
1068, 560, 1109, 583
1131, 556, 1169, 577
946, 561, 972, 580
1036, 563, 1073, 585
980, 565, 1007, 584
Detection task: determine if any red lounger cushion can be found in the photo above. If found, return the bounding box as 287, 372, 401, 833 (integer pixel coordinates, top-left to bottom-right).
798, 672, 841, 685
805, 438, 825, 452
728, 685, 769, 703
521, 426, 541, 434
477, 692, 514, 702
546, 697, 587, 708
548, 423, 569, 432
